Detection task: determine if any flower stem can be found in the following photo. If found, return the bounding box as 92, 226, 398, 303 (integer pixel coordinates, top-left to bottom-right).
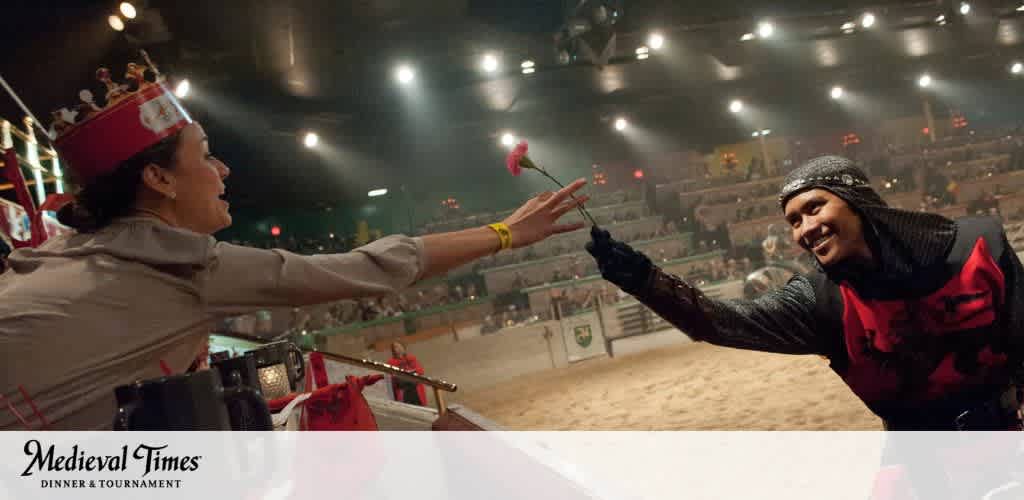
533, 167, 598, 227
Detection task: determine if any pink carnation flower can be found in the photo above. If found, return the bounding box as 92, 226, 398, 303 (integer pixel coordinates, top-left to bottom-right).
506, 141, 529, 176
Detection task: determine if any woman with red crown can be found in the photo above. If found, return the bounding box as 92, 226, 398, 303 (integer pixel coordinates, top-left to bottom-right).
0, 63, 591, 430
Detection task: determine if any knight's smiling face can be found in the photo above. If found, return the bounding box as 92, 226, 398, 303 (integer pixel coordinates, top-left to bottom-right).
783, 188, 873, 267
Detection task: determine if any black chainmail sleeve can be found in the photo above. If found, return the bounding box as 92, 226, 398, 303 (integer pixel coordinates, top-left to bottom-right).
997, 234, 1024, 383
636, 267, 833, 356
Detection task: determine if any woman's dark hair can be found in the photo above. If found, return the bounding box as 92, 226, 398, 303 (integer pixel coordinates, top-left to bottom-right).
57, 131, 182, 232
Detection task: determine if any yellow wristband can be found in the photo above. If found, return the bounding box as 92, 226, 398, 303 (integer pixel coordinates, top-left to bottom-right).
488, 223, 512, 252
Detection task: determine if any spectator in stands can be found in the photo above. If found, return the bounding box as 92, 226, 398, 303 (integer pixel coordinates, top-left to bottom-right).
512, 270, 527, 289
481, 314, 501, 334
569, 255, 583, 279
387, 341, 426, 406
0, 101, 591, 429
589, 156, 1024, 433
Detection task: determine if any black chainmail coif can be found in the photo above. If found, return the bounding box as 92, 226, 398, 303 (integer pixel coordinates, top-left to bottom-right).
779, 156, 958, 294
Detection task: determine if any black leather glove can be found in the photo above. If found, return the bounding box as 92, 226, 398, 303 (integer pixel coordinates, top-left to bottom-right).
585, 226, 654, 296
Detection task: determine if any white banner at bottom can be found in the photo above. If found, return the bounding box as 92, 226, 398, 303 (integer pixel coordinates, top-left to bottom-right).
0, 432, 1020, 500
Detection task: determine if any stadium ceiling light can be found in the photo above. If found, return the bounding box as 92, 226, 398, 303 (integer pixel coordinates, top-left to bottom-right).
500, 132, 516, 147
757, 21, 775, 39
174, 79, 191, 98
918, 73, 933, 88
740, 32, 756, 41
614, 117, 628, 131
729, 99, 744, 113
959, 2, 971, 15
830, 85, 844, 99
303, 132, 319, 148
119, 2, 137, 19
861, 12, 876, 28
108, 15, 125, 31
481, 53, 499, 73
648, 32, 665, 50
395, 64, 415, 85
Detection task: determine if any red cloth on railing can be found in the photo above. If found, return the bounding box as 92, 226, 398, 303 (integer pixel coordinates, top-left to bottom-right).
267, 374, 383, 431
309, 352, 330, 389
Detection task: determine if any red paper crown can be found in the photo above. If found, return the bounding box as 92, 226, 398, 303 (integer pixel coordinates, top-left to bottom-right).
51, 63, 192, 182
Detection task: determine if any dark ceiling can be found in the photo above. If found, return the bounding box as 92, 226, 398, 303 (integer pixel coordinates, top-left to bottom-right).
4, 0, 1024, 218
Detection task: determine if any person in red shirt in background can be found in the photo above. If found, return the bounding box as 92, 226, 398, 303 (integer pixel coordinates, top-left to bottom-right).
388, 341, 426, 406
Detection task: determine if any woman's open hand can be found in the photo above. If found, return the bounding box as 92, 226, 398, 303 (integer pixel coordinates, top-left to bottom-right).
502, 178, 590, 249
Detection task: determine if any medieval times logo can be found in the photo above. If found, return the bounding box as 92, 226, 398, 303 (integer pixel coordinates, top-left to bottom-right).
20, 440, 202, 490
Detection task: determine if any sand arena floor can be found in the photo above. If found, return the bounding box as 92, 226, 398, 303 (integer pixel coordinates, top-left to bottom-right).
458, 342, 882, 430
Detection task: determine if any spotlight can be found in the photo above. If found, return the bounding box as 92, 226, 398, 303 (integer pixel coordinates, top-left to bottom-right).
861, 12, 876, 28
1013, 62, 1023, 75
757, 21, 774, 39
614, 118, 628, 131
303, 132, 319, 148
108, 15, 125, 32
841, 22, 856, 31
918, 74, 932, 88
500, 133, 516, 147
729, 99, 744, 113
752, 131, 760, 137
1018, 5, 1024, 12
368, 188, 388, 198
119, 2, 137, 19
959, 2, 970, 15
521, 60, 535, 69
648, 33, 665, 50
174, 79, 190, 98
481, 54, 499, 73
936, 14, 947, 25
522, 67, 536, 75
761, 129, 772, 136
636, 46, 650, 60
395, 65, 415, 85
740, 32, 756, 41
117, 2, 136, 19
830, 85, 844, 100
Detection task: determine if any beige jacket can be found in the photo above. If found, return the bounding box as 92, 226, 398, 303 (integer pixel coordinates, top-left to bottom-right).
0, 217, 426, 430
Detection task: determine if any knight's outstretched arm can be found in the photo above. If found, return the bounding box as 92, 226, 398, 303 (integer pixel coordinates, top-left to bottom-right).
586, 227, 829, 355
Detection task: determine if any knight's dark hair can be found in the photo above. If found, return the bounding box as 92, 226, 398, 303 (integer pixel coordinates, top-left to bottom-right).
56, 132, 182, 232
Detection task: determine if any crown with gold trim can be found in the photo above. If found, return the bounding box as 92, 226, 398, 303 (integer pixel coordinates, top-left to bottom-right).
50, 56, 192, 182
